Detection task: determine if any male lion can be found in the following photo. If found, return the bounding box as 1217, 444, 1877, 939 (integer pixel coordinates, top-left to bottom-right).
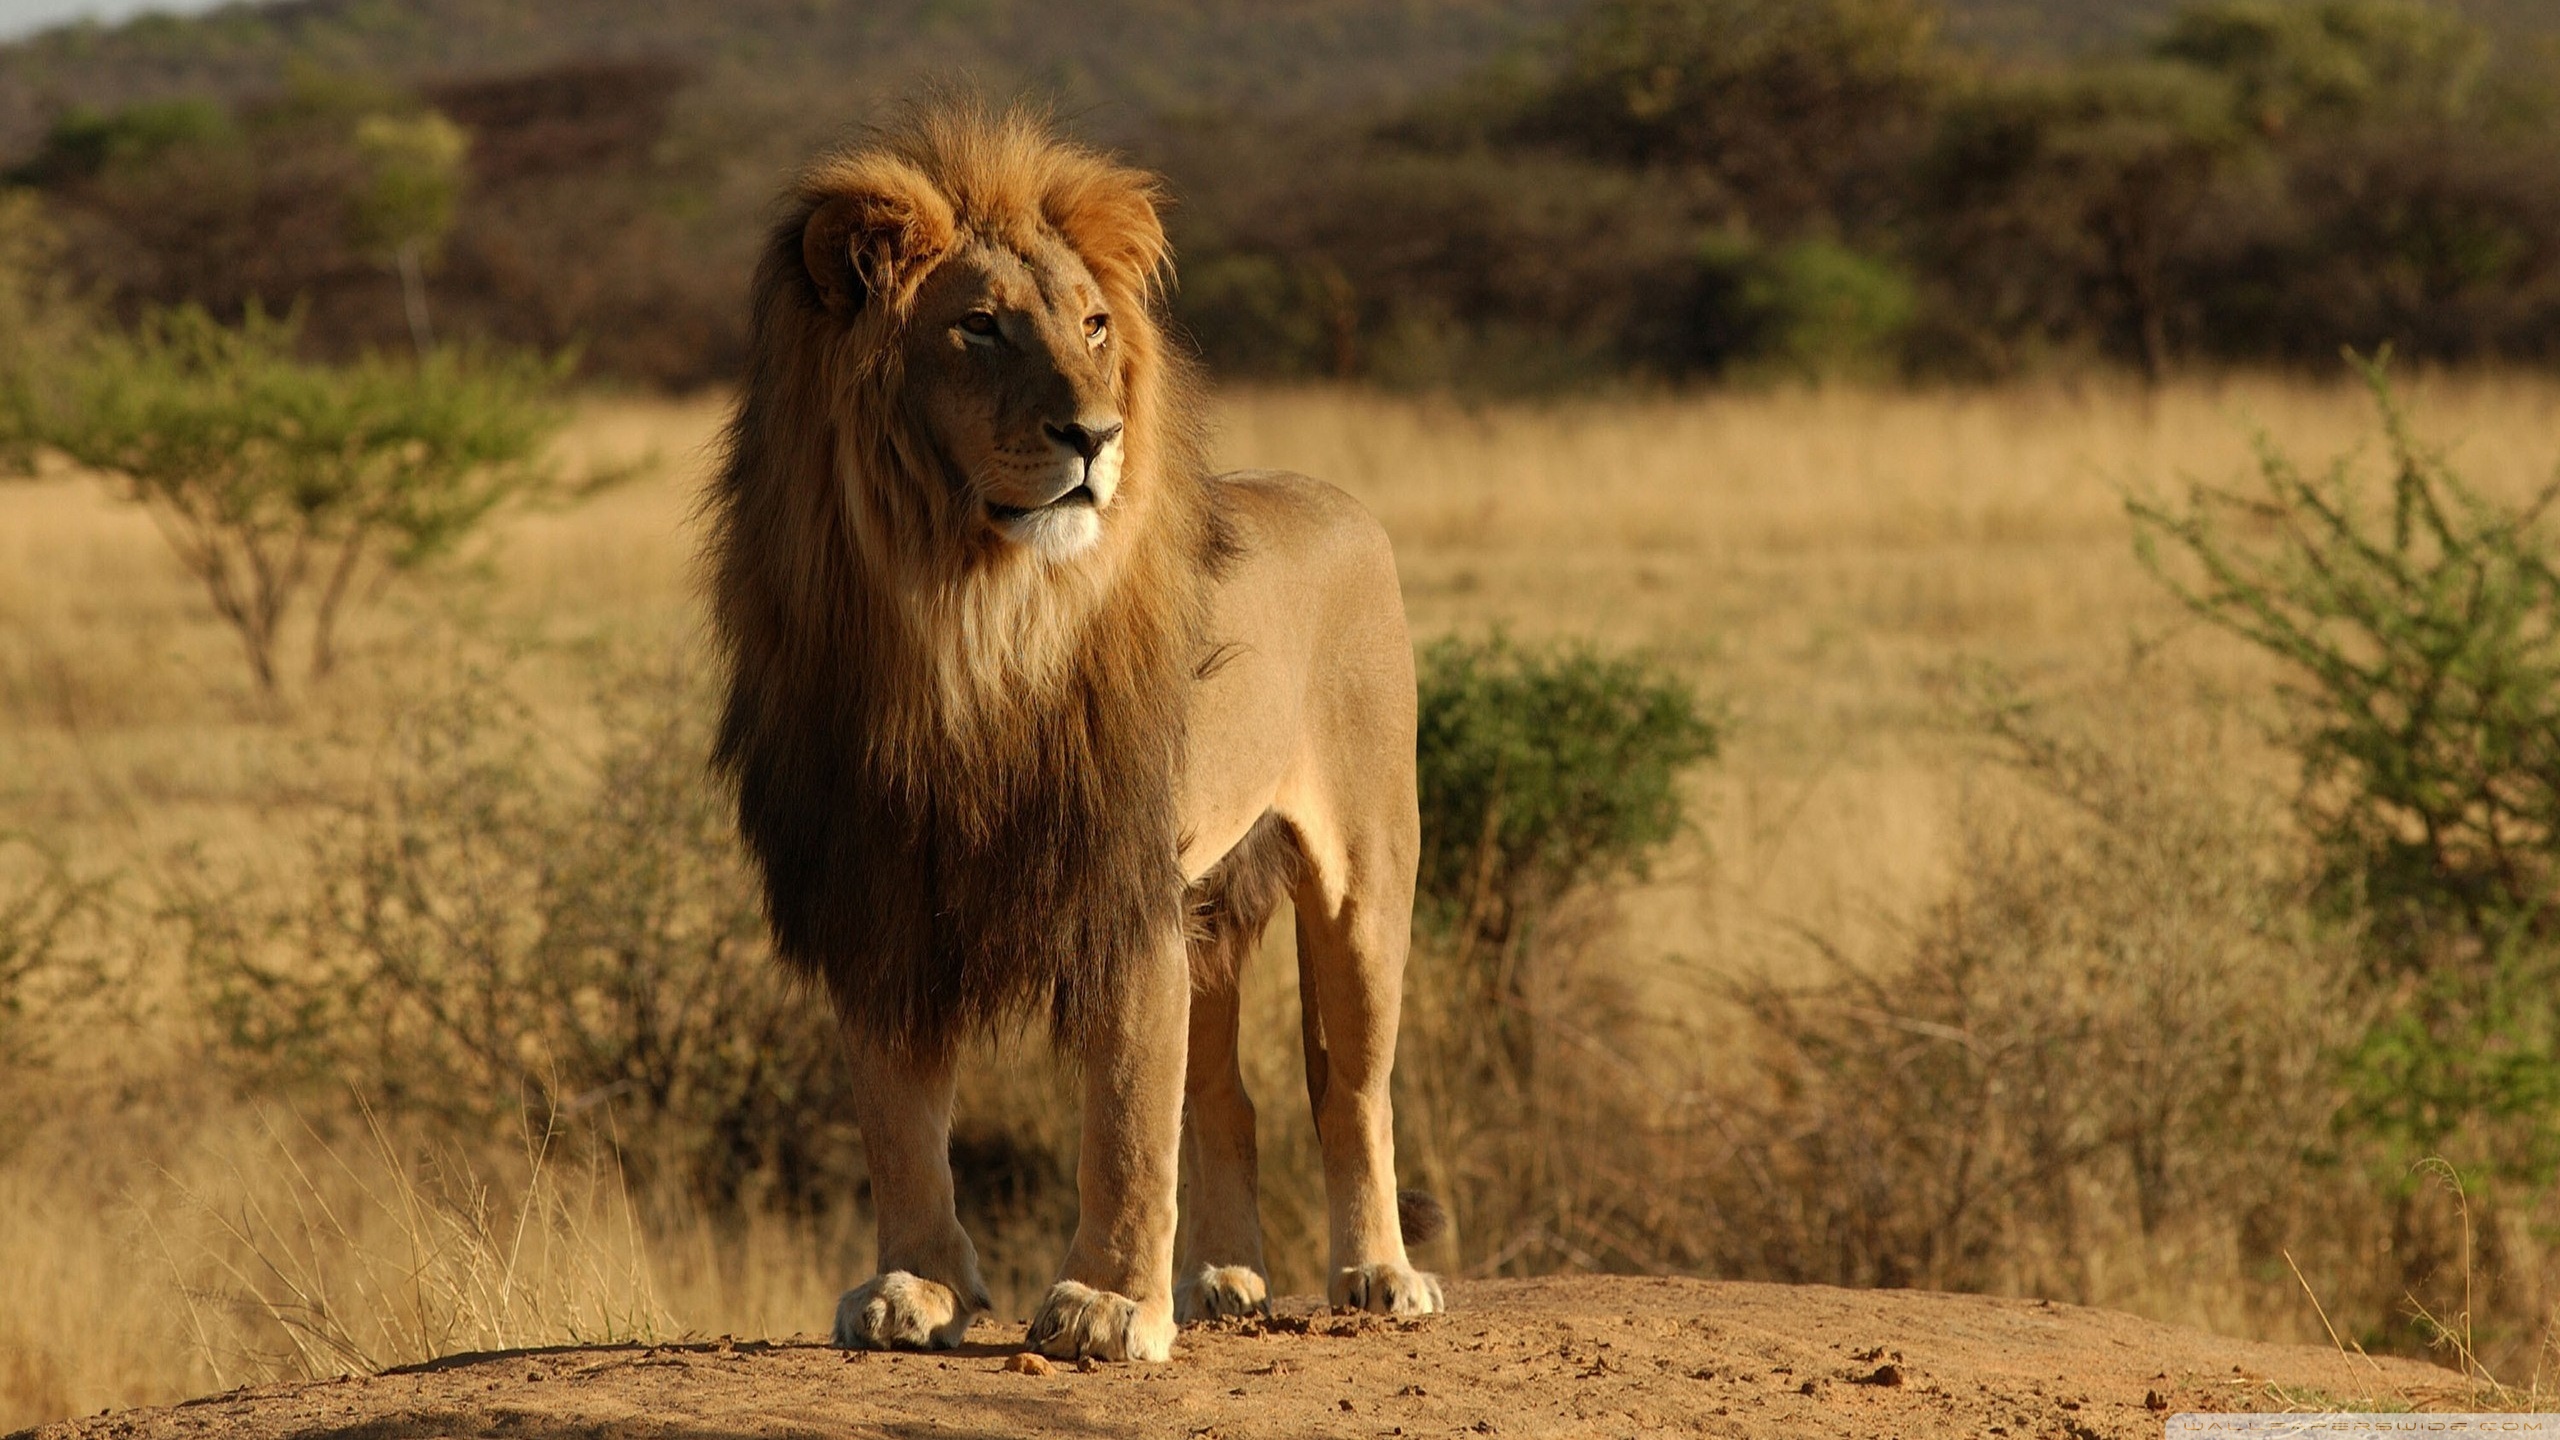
706, 105, 1442, 1364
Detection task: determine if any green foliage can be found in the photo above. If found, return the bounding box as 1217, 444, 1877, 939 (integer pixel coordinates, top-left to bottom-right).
15, 306, 568, 692
1699, 233, 1917, 380
174, 666, 857, 1210
1395, 635, 1718, 1274
2133, 355, 2560, 943
2132, 354, 2560, 1181
1174, 252, 1349, 380
2158, 0, 2487, 132
1414, 634, 1720, 955
348, 110, 468, 354
347, 112, 465, 262
0, 191, 81, 466
9, 98, 237, 186
2337, 952, 2560, 1182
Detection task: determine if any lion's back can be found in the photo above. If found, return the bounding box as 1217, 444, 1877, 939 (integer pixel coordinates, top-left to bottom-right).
1208, 469, 1403, 618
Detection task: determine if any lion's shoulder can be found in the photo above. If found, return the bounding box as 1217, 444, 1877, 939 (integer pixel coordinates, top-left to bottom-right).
1195, 469, 1402, 659
1206, 468, 1391, 565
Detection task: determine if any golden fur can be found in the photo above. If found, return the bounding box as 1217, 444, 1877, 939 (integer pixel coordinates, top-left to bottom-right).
707, 103, 1441, 1363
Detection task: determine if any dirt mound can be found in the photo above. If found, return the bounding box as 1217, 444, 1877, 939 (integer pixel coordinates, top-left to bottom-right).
16, 1276, 2452, 1439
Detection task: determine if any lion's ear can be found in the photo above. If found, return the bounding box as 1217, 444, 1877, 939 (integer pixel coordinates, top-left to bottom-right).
1045, 165, 1170, 300
800, 163, 957, 318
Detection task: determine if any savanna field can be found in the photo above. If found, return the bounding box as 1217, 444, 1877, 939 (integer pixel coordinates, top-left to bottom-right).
10, 372, 2560, 1428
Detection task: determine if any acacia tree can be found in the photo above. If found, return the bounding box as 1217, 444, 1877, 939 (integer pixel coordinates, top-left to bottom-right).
1512, 0, 1946, 232
1919, 62, 2247, 382
17, 307, 566, 693
349, 110, 468, 357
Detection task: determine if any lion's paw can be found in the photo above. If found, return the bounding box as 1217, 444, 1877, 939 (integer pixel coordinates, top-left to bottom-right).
1329, 1261, 1444, 1317
1027, 1280, 1174, 1362
1175, 1263, 1270, 1323
833, 1271, 977, 1350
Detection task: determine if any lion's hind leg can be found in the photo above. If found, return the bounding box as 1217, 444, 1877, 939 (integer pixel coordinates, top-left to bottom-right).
1175, 814, 1297, 1323
1292, 816, 1444, 1318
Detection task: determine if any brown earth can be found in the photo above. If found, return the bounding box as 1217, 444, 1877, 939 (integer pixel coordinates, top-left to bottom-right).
14, 1277, 2458, 1440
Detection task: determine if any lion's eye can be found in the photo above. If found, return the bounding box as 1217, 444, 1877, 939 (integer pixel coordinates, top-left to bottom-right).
1084, 313, 1110, 345
958, 312, 1000, 338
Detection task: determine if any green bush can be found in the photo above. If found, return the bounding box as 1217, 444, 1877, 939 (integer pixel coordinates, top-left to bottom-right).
1915, 60, 2248, 381
1398, 634, 1719, 1273
1512, 0, 1946, 230
1173, 251, 1347, 379
11, 99, 237, 185
2158, 0, 2487, 132
0, 192, 80, 461
1415, 634, 1721, 951
2132, 353, 2560, 1184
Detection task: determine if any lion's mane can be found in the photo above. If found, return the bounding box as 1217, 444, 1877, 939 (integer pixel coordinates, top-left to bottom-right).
706, 105, 1224, 1057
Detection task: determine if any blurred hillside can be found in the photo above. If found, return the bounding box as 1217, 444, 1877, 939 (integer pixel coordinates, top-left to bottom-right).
0, 0, 1590, 384
1947, 0, 2550, 51
0, 0, 1586, 155
4, 0, 2559, 387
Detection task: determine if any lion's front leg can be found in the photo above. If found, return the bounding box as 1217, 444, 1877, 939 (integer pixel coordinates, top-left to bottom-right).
833, 1034, 990, 1351
1028, 931, 1188, 1362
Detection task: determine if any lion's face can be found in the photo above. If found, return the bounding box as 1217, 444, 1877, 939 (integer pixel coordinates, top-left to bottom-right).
901, 235, 1126, 561
788, 127, 1173, 586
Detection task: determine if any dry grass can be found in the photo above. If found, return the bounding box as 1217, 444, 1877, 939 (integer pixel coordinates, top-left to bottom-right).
158, 1109, 674, 1383
8, 372, 2560, 1426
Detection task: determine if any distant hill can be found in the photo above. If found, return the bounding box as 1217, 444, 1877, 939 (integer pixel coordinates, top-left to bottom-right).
0, 0, 1602, 382
4, 0, 2554, 388
1943, 0, 2556, 54
4, 0, 2551, 160
0, 0, 1585, 159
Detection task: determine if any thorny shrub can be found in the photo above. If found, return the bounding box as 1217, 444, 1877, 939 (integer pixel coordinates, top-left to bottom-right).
170, 660, 859, 1212
2134, 354, 2560, 1358
1700, 674, 2359, 1315
0, 837, 110, 1088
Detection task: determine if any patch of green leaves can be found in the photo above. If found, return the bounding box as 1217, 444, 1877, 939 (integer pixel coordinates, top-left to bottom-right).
1414, 633, 1721, 953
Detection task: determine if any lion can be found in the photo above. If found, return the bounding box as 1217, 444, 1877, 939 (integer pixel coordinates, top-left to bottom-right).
704, 104, 1443, 1364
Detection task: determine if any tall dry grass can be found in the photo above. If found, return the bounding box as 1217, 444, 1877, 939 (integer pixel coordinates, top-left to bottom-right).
8, 373, 2560, 1426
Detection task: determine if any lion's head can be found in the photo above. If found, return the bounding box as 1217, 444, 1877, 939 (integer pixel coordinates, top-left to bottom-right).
753, 106, 1199, 611
798, 134, 1162, 562
708, 104, 1218, 1055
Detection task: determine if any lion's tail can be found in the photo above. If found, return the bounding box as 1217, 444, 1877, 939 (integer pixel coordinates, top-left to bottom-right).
1396, 1188, 1448, 1247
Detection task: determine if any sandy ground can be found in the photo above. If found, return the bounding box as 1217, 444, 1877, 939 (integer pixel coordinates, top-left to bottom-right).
16, 1276, 2452, 1440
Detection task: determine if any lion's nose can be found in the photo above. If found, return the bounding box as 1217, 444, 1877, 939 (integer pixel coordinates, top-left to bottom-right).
1044, 419, 1122, 461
